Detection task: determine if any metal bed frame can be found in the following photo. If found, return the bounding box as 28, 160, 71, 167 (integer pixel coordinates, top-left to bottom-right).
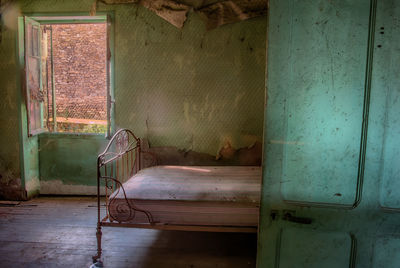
92, 129, 257, 266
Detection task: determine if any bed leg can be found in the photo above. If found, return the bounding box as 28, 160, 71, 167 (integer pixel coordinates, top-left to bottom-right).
91, 224, 103, 267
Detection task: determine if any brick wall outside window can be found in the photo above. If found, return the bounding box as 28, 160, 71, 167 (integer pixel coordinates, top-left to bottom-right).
50, 23, 107, 122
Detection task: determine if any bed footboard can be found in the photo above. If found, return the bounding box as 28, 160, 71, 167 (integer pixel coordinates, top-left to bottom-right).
92, 129, 154, 264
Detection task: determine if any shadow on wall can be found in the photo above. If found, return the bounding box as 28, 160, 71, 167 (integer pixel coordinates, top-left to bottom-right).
140, 139, 262, 168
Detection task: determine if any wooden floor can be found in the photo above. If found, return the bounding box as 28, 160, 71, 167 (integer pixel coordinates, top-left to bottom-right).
0, 196, 257, 268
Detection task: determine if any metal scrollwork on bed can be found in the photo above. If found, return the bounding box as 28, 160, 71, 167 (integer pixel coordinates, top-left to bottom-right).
93, 129, 155, 265
98, 128, 154, 224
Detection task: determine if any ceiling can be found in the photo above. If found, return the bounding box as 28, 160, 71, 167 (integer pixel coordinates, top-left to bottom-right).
97, 0, 268, 29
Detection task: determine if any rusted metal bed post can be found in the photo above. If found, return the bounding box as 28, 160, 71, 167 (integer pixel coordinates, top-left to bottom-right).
92, 157, 103, 266
137, 138, 141, 172
92, 129, 144, 267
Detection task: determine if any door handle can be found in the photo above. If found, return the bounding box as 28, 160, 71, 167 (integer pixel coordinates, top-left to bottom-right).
282, 212, 312, 224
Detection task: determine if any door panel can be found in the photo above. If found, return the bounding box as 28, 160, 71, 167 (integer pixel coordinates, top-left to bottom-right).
281, 0, 368, 206
379, 87, 400, 209
372, 237, 400, 268
278, 228, 353, 268
257, 0, 379, 267
377, 1, 400, 209
259, 0, 400, 267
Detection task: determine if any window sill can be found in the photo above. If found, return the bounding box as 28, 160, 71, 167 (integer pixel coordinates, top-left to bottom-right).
39, 132, 107, 140
29, 128, 48, 137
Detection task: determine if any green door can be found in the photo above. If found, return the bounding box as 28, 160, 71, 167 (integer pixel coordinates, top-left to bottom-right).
258, 0, 400, 267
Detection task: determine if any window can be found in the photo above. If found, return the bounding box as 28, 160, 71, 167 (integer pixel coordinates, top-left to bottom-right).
22, 15, 112, 136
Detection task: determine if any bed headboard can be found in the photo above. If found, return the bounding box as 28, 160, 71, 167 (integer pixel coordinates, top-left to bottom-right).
98, 128, 141, 174
97, 128, 141, 215
95, 128, 154, 226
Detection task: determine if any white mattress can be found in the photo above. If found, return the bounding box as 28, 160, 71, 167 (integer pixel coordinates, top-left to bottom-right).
108, 166, 261, 227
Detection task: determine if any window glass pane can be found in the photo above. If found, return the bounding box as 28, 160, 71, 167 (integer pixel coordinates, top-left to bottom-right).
28, 57, 42, 131
28, 57, 40, 91
27, 24, 32, 56
32, 26, 39, 57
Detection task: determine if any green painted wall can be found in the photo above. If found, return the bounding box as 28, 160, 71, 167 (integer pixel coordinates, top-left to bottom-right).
39, 134, 107, 194
114, 8, 266, 155
0, 0, 266, 193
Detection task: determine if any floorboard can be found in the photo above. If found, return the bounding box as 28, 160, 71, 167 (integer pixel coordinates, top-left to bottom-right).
0, 196, 257, 268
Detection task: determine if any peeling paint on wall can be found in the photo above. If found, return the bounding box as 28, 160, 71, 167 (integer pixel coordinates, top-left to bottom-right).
197, 0, 268, 30
0, 177, 25, 200
25, 175, 40, 198
96, 0, 267, 29
141, 139, 262, 167
116, 10, 266, 157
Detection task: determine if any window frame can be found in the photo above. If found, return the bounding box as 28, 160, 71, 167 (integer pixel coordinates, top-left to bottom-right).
19, 12, 115, 138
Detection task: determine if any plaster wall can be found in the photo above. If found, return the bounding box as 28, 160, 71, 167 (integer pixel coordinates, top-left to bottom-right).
0, 0, 266, 193
0, 21, 23, 199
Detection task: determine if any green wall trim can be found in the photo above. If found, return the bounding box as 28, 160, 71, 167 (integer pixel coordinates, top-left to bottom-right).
39, 134, 108, 186
40, 132, 107, 139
